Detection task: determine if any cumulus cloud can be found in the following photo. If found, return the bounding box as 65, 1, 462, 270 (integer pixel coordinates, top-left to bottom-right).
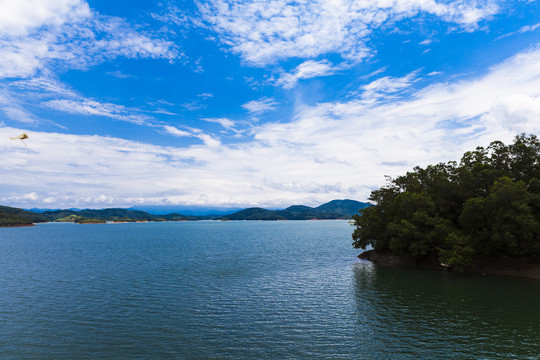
198, 0, 499, 66
0, 0, 90, 37
0, 2, 178, 79
0, 0, 180, 130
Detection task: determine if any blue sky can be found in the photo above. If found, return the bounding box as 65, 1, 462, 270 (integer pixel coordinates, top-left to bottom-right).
1, 0, 540, 210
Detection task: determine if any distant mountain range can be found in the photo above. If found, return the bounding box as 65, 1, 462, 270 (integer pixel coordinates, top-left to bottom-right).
1, 200, 370, 226
127, 205, 244, 216
221, 200, 370, 220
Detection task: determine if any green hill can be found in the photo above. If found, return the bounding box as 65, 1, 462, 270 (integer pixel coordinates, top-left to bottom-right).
316, 199, 370, 216
0, 205, 48, 227
222, 207, 285, 220
221, 200, 370, 220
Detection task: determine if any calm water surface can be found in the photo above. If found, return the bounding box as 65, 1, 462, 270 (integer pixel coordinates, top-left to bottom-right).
1, 221, 539, 359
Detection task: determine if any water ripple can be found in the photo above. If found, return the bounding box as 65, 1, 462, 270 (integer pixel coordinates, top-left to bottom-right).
1, 221, 539, 359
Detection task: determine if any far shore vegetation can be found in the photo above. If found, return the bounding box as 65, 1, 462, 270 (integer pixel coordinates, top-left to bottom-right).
0, 200, 368, 227
352, 134, 540, 270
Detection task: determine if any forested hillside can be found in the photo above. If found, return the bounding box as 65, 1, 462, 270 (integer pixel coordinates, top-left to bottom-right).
221, 200, 369, 220
0, 205, 48, 226
352, 134, 540, 269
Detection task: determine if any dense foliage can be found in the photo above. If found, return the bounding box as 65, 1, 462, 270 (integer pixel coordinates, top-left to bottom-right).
352, 134, 540, 269
0, 212, 34, 227
0, 205, 48, 226
221, 200, 370, 220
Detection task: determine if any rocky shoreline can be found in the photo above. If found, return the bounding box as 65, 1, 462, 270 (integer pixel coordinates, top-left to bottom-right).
358, 250, 540, 280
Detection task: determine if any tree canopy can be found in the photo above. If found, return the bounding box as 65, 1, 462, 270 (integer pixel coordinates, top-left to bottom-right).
352, 134, 540, 269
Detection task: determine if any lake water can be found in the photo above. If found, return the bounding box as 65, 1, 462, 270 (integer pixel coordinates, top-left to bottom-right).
1, 221, 539, 359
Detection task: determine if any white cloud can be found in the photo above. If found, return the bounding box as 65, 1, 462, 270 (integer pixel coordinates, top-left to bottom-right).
151, 3, 192, 27
1, 76, 161, 129
276, 60, 339, 89
163, 125, 221, 147
242, 97, 278, 114
0, 0, 179, 128
496, 21, 540, 40
162, 125, 193, 137
361, 71, 419, 101
202, 117, 236, 130
0, 0, 90, 37
44, 99, 151, 125
23, 192, 39, 200
2, 45, 540, 209
0, 89, 40, 123
198, 0, 499, 66
1, 106, 38, 124
0, 0, 188, 148
107, 70, 135, 79
196, 133, 221, 147
0, 4, 178, 79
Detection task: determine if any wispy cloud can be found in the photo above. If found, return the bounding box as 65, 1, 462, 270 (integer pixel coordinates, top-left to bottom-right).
2, 106, 39, 124
162, 125, 221, 147
0, 1, 179, 79
242, 97, 277, 115
107, 70, 135, 79
198, 0, 499, 66
0, 87, 40, 124
3, 45, 539, 209
360, 71, 419, 101
180, 100, 207, 111
151, 2, 192, 27
162, 125, 193, 137
0, 0, 180, 130
44, 99, 152, 125
276, 60, 340, 89
495, 21, 540, 41
202, 117, 236, 130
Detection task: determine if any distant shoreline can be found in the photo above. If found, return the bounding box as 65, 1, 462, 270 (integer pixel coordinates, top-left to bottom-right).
359, 250, 540, 280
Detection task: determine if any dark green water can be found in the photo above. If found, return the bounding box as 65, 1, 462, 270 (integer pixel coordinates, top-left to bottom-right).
1, 221, 539, 359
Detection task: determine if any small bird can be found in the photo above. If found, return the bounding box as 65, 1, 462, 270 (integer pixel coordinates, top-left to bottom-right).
10, 133, 28, 147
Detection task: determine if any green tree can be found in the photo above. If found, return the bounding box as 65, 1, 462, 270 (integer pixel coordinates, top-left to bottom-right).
353, 134, 540, 265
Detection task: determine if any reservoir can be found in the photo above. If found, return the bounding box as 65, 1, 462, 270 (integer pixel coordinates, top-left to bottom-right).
1, 221, 539, 359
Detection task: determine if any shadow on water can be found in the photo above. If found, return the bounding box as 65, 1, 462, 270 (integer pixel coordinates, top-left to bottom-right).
352, 261, 540, 359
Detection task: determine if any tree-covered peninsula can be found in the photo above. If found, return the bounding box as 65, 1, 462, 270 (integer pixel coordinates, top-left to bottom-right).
0, 205, 49, 227
352, 134, 540, 270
